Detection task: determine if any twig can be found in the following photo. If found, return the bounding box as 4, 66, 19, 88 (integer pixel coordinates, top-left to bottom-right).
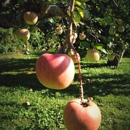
67, 0, 84, 103
113, 0, 118, 7
71, 44, 84, 103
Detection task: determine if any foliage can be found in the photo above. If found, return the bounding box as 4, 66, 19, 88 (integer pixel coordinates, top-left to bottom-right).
0, 53, 130, 130
0, 0, 129, 59
0, 1, 130, 129
0, 28, 24, 53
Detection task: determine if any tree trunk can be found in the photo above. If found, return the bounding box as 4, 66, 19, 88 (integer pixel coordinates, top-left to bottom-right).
106, 49, 126, 68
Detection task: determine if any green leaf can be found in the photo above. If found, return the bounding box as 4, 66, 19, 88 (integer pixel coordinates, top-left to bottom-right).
94, 44, 103, 50
75, 1, 86, 9
80, 41, 90, 48
73, 11, 81, 26
76, 7, 84, 18
101, 48, 108, 54
115, 33, 119, 37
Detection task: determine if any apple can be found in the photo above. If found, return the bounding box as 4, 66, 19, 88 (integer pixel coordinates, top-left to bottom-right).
108, 53, 115, 61
52, 33, 58, 39
86, 49, 100, 62
118, 25, 125, 33
32, 26, 39, 32
63, 99, 101, 130
70, 52, 80, 63
36, 53, 75, 90
70, 32, 78, 44
15, 29, 30, 41
68, 49, 74, 56
70, 34, 77, 44
79, 33, 86, 40
73, 32, 78, 39
109, 26, 116, 35
23, 11, 38, 25
55, 27, 63, 34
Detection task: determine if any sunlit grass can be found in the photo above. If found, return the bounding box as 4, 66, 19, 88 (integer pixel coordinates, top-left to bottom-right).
0, 52, 130, 130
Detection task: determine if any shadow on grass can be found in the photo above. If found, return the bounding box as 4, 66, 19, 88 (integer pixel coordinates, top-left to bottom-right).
0, 56, 130, 97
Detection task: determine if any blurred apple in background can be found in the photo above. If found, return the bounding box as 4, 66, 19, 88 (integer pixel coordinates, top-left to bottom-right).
79, 33, 86, 40
23, 11, 38, 25
86, 49, 100, 62
109, 26, 116, 35
55, 26, 63, 34
15, 28, 30, 41
118, 25, 125, 33
108, 53, 115, 61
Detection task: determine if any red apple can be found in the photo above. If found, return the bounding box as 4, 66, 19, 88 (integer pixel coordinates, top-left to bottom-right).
79, 33, 86, 40
86, 49, 100, 62
15, 28, 30, 41
36, 53, 75, 90
118, 25, 125, 33
23, 11, 38, 25
55, 27, 63, 34
63, 99, 101, 130
108, 53, 115, 61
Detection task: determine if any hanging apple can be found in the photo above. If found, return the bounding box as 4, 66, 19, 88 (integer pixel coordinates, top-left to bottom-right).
70, 52, 80, 63
70, 32, 78, 43
109, 26, 116, 35
108, 53, 115, 61
32, 26, 40, 32
73, 32, 78, 39
86, 49, 100, 62
36, 53, 75, 90
23, 11, 38, 25
118, 25, 125, 33
63, 99, 101, 130
79, 33, 86, 40
55, 26, 63, 34
52, 33, 58, 39
15, 28, 30, 41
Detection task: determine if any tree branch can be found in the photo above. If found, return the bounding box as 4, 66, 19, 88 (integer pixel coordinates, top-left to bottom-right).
0, 2, 68, 29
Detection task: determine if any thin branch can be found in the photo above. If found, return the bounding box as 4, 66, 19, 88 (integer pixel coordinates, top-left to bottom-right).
67, 0, 75, 48
67, 0, 84, 103
113, 0, 118, 7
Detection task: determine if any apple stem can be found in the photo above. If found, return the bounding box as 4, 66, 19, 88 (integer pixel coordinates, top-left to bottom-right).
70, 44, 84, 103
67, 0, 85, 103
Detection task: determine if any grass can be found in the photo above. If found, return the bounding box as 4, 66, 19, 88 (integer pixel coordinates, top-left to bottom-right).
0, 52, 130, 130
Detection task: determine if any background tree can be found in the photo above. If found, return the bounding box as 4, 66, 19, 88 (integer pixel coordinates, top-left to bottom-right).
0, 0, 130, 67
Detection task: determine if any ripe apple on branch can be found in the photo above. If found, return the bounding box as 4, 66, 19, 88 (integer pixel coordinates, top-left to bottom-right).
79, 32, 86, 40
15, 28, 30, 41
55, 26, 63, 34
23, 11, 38, 25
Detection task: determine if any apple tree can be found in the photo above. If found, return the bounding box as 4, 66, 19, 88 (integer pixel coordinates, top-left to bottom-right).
0, 0, 129, 67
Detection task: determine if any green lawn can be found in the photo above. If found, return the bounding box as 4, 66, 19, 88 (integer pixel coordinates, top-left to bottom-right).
0, 52, 130, 130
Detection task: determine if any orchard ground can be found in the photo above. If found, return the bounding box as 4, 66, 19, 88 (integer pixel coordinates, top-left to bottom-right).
0, 51, 130, 130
